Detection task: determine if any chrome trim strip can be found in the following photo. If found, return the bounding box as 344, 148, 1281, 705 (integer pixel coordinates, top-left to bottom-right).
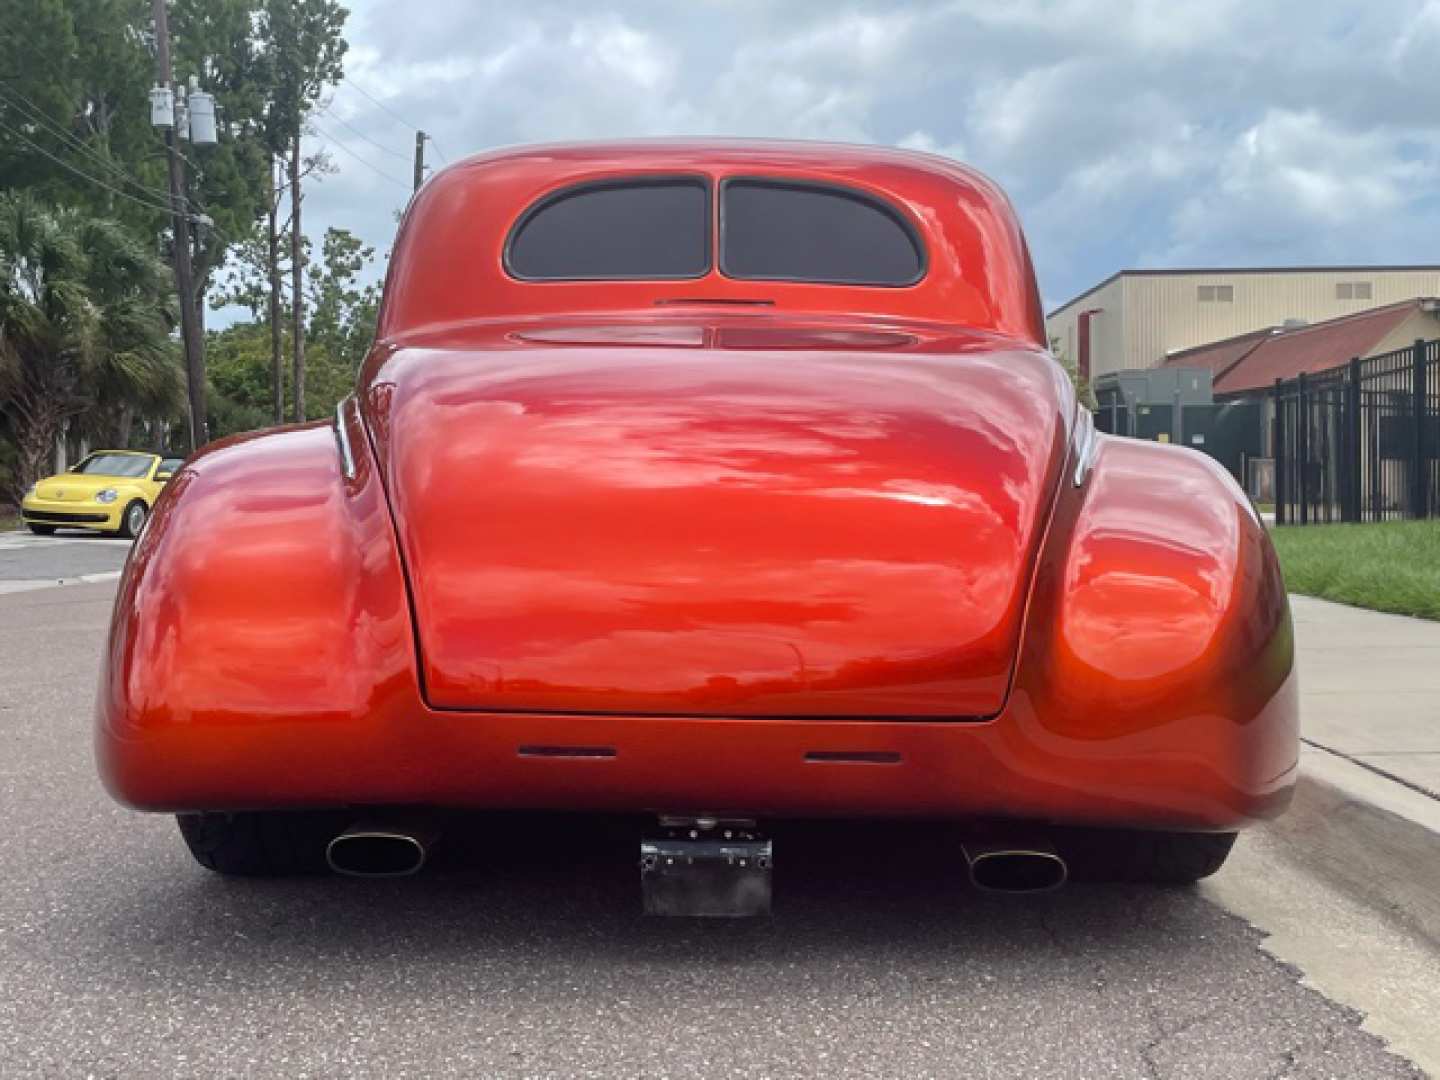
1073, 408, 1097, 487
334, 399, 356, 480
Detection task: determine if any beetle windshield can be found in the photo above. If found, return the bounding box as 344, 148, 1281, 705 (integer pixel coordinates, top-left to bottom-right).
72, 454, 153, 478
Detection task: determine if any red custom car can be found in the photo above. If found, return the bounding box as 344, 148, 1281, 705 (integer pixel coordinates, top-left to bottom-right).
96, 141, 1296, 910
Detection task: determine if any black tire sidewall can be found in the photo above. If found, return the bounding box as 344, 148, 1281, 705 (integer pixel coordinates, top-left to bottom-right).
120, 500, 148, 539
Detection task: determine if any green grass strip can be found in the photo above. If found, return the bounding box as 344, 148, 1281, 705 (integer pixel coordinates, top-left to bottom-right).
1271, 519, 1440, 621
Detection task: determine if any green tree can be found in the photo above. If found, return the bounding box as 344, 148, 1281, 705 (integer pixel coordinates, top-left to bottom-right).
206, 316, 350, 438
1051, 335, 1097, 411
260, 0, 348, 421
0, 0, 167, 233
0, 0, 285, 327
305, 225, 378, 374
211, 223, 375, 439
0, 193, 182, 502
206, 320, 280, 434
170, 0, 277, 318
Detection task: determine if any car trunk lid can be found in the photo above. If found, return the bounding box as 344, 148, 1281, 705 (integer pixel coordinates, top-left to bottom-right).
365, 322, 1071, 717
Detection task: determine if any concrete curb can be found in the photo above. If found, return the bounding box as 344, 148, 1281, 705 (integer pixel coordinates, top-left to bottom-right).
1269, 747, 1440, 948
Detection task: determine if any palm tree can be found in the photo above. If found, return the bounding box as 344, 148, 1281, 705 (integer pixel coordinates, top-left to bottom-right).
0, 193, 182, 503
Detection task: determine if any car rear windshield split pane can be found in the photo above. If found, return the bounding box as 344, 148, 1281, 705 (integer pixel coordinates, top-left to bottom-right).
720, 179, 925, 286
506, 178, 710, 281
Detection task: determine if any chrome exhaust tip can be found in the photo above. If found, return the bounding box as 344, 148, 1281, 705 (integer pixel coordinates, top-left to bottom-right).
326, 819, 438, 878
962, 839, 1068, 893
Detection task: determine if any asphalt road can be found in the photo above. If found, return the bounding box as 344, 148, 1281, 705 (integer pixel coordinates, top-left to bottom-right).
0, 541, 1425, 1078
0, 528, 131, 592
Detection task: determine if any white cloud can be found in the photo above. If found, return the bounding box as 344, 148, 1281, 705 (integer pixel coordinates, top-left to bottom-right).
1163, 109, 1440, 264
568, 18, 676, 94
215, 0, 1440, 327
898, 131, 967, 162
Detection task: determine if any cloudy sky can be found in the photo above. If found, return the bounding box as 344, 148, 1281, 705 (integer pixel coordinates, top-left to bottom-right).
289, 0, 1440, 315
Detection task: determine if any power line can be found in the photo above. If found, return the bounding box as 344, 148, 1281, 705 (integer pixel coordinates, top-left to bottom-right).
0, 83, 150, 191
340, 76, 449, 165
312, 102, 411, 163
307, 119, 412, 190
339, 76, 418, 130
0, 113, 200, 221
0, 84, 174, 204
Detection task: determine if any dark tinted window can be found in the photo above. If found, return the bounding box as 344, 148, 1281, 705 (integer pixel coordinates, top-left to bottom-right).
721, 179, 924, 286
507, 178, 710, 280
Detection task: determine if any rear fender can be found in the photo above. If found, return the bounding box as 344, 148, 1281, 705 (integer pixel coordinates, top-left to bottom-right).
1007, 433, 1298, 822
96, 400, 420, 809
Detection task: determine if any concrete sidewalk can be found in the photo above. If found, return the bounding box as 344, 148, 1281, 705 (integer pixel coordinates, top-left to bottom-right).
1204, 596, 1440, 1074
1292, 594, 1440, 799
1282, 596, 1440, 946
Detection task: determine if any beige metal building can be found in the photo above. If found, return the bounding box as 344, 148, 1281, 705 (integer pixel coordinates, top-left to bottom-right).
1047, 266, 1440, 379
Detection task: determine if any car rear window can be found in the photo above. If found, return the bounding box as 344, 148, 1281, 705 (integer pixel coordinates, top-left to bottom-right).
506, 177, 710, 281
720, 179, 925, 286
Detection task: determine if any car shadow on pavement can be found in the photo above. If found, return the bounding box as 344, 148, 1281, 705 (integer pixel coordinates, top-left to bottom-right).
100, 813, 1220, 975
38, 810, 1420, 1080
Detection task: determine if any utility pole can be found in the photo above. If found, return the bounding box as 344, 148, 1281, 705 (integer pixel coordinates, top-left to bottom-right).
267, 155, 283, 425
413, 130, 426, 192
291, 130, 305, 422
150, 0, 207, 453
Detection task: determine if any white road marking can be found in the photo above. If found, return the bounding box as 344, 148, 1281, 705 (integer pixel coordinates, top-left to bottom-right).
0, 531, 132, 550
0, 530, 131, 594
0, 570, 124, 596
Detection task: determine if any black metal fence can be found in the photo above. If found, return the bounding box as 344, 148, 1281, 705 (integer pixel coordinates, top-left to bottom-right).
1273, 338, 1440, 524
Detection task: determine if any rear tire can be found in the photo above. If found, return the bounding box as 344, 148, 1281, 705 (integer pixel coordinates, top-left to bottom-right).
1056, 828, 1237, 885
26, 523, 56, 536
176, 810, 349, 877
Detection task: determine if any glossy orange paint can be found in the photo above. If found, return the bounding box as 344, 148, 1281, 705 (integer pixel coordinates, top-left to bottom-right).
96, 142, 1296, 830
369, 324, 1071, 717
378, 140, 1047, 343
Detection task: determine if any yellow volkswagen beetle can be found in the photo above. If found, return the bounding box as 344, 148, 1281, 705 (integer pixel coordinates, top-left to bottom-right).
21, 451, 183, 538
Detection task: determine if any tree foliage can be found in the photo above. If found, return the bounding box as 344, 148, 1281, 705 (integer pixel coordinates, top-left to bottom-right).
260, 0, 347, 154
0, 0, 368, 493
170, 0, 278, 298
207, 223, 376, 438
0, 0, 167, 233
1050, 335, 1097, 411
0, 0, 279, 300
0, 192, 182, 502
304, 225, 377, 372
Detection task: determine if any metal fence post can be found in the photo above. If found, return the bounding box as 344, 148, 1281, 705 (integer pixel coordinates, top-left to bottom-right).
1416, 339, 1430, 519
1273, 377, 1286, 526
1297, 372, 1309, 525
1346, 356, 1362, 522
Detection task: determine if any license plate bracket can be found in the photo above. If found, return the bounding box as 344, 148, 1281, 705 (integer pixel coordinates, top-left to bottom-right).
640, 819, 772, 917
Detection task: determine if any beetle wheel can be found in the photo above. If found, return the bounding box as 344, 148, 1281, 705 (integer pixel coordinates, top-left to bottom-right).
118, 499, 148, 539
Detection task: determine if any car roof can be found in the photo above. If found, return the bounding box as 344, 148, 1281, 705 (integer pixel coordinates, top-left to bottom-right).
380, 138, 1045, 347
